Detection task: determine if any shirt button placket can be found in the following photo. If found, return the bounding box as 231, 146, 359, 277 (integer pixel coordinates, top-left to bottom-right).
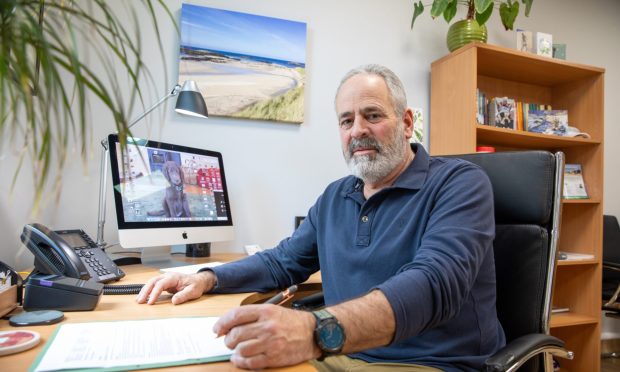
356, 214, 371, 246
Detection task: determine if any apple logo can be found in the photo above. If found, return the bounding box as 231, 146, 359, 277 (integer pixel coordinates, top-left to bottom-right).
182, 231, 188, 239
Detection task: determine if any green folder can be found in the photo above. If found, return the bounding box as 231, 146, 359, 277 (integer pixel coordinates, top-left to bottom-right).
29, 317, 231, 372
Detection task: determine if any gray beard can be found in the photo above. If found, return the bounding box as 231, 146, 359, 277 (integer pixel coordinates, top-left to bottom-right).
344, 125, 407, 184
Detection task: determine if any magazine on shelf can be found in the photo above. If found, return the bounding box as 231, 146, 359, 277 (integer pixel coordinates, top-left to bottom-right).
527, 110, 568, 136
563, 164, 588, 199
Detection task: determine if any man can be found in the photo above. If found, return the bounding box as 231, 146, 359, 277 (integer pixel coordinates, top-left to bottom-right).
137, 64, 506, 371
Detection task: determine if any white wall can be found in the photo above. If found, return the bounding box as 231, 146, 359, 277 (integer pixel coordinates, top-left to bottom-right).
1, 0, 619, 274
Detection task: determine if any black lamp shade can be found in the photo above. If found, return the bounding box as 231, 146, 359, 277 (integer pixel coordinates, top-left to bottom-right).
175, 80, 208, 118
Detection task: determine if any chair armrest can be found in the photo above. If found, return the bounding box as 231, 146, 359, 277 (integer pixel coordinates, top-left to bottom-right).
291, 291, 325, 311
603, 261, 620, 272
484, 334, 573, 372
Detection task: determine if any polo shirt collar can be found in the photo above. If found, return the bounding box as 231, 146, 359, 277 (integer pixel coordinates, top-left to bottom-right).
393, 143, 430, 190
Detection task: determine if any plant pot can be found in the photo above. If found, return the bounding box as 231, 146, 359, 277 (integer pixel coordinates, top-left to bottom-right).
446, 19, 488, 52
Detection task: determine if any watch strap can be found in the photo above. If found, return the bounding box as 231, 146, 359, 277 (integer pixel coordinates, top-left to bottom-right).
312, 309, 344, 361
313, 309, 333, 321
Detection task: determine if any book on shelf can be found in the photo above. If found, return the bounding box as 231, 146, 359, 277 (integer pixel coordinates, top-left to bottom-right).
515, 102, 524, 131
475, 90, 553, 132
476, 88, 487, 125
551, 306, 570, 314
563, 163, 588, 199
488, 97, 516, 129
522, 103, 530, 131
527, 109, 568, 136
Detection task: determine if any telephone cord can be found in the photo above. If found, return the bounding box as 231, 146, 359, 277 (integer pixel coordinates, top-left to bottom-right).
103, 284, 144, 295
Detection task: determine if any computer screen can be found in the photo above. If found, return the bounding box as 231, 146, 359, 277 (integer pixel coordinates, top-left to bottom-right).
108, 134, 234, 250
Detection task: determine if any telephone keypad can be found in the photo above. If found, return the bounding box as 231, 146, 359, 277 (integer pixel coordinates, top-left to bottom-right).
53, 228, 125, 283
75, 247, 122, 282
22, 224, 125, 285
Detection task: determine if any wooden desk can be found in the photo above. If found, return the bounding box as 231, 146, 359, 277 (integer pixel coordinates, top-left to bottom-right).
0, 253, 319, 371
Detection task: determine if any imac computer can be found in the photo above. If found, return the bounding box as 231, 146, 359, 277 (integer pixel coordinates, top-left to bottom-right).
107, 134, 234, 267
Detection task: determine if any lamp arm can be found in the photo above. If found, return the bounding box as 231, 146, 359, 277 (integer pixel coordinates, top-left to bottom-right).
127, 84, 182, 130
96, 140, 110, 248
95, 83, 182, 248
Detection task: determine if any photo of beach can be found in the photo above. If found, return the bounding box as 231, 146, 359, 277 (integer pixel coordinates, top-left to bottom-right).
179, 4, 307, 123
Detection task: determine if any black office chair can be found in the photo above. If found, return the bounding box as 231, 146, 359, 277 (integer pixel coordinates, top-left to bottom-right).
455, 151, 572, 372
293, 150, 573, 371
602, 214, 620, 359
603, 215, 620, 313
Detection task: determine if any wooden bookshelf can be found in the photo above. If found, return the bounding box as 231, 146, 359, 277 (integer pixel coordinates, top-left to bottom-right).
429, 43, 604, 372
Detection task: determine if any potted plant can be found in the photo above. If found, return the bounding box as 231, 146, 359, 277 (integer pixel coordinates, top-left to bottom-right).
0, 0, 175, 213
411, 0, 534, 52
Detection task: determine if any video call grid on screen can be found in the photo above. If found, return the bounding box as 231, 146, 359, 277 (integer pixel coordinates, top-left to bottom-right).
109, 136, 232, 226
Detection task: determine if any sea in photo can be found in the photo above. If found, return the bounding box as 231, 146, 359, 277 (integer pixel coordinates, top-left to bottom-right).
178, 5, 307, 123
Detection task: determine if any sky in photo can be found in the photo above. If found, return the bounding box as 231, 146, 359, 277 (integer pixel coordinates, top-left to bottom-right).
181, 4, 307, 63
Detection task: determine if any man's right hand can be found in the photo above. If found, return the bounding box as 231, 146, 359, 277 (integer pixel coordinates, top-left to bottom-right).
135, 271, 217, 305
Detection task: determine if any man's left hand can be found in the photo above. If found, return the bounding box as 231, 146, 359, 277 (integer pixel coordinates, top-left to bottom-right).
213, 304, 320, 369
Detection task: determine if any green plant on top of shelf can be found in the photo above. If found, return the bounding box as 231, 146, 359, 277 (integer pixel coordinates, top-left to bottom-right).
410, 0, 533, 31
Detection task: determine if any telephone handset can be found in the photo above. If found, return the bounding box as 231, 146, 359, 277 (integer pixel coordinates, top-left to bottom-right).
21, 223, 125, 283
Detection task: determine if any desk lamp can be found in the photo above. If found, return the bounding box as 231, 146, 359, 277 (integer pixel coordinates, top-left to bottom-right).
95, 80, 208, 249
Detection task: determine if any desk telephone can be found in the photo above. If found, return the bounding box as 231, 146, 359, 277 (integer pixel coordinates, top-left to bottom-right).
21, 223, 125, 283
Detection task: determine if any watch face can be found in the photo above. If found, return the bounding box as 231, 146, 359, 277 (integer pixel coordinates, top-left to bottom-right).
318, 321, 345, 352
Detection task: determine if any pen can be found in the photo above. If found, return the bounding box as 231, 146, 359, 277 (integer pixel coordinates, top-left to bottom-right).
265, 285, 298, 305
215, 285, 299, 338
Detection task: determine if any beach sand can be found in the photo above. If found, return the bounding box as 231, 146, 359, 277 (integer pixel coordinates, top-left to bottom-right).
179, 58, 304, 116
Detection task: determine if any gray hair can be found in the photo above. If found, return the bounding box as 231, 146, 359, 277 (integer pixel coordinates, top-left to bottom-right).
335, 64, 407, 118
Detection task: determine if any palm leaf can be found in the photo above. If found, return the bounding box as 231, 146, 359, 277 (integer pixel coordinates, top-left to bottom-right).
0, 0, 176, 214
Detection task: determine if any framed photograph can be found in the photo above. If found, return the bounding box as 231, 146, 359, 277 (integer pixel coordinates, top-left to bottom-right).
179, 4, 307, 123
552, 43, 567, 60
535, 32, 553, 58
516, 29, 533, 53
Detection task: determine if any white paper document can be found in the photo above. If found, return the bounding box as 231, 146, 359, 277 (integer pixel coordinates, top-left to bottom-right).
33, 317, 231, 372
160, 261, 224, 274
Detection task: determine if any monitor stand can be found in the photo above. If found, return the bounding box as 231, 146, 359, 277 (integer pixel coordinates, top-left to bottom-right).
109, 243, 213, 270
108, 246, 188, 269
139, 246, 189, 269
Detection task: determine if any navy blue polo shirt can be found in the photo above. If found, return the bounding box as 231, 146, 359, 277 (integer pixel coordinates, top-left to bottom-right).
210, 144, 505, 371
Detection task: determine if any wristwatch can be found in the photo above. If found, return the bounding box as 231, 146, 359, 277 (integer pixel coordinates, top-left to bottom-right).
312, 309, 345, 361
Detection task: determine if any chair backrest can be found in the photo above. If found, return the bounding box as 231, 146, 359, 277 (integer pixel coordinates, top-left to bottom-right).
603, 215, 620, 263
603, 215, 620, 299
448, 151, 564, 343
